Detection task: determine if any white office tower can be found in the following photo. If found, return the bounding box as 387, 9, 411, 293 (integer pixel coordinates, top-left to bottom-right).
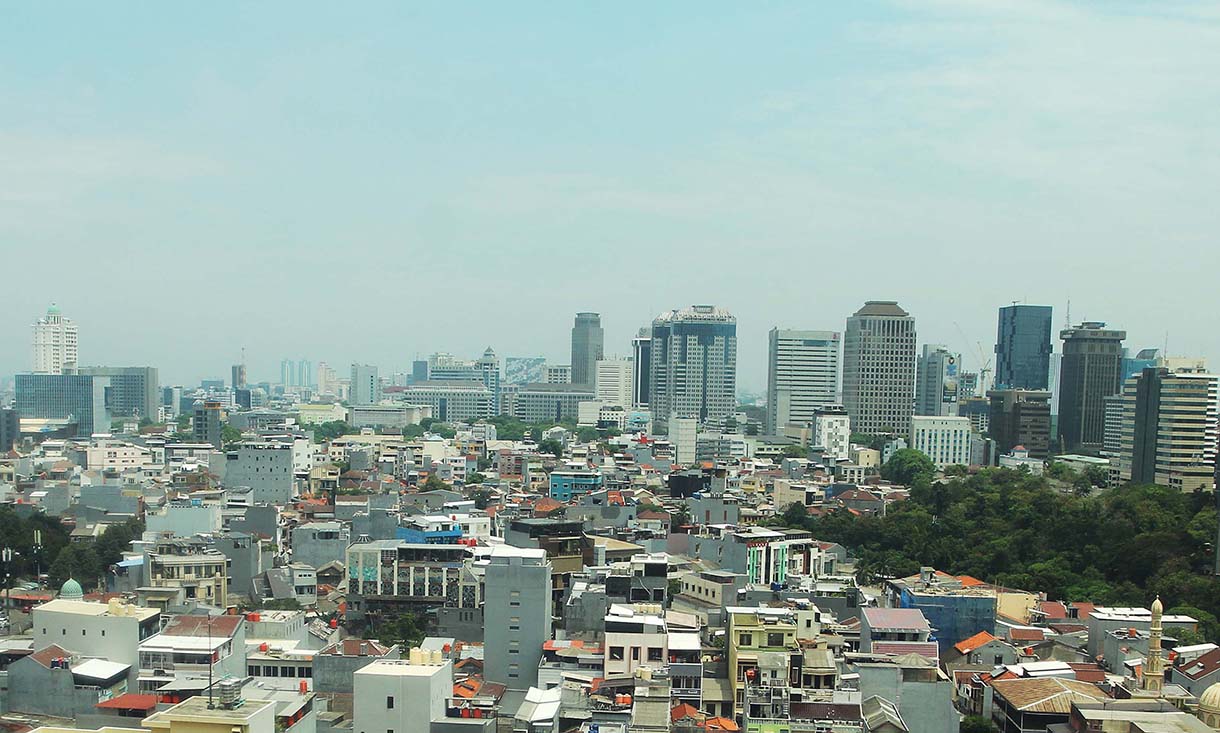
843, 301, 917, 436
915, 344, 961, 416
649, 305, 737, 432
910, 416, 973, 468
812, 406, 851, 462
33, 303, 78, 374
766, 328, 840, 434
350, 364, 381, 405
595, 358, 634, 408
483, 545, 552, 690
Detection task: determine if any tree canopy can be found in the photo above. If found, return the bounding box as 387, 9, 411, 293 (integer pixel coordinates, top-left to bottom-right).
775, 468, 1220, 631
880, 448, 936, 485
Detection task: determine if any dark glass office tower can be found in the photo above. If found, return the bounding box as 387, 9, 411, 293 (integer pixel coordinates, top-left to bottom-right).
994, 305, 1053, 390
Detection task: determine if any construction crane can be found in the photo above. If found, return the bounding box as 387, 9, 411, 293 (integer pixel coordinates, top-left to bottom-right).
953, 321, 993, 395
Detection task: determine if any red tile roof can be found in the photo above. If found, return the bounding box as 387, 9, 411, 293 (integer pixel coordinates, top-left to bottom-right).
30, 644, 73, 668
671, 703, 702, 722
1008, 628, 1045, 643
1175, 648, 1220, 680
96, 693, 158, 711
163, 615, 242, 638
954, 631, 1000, 655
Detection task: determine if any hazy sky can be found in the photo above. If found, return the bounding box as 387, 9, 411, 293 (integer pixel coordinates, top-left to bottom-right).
3, 1, 1219, 392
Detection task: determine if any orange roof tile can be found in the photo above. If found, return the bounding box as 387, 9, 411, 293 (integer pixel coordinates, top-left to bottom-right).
954, 631, 1000, 655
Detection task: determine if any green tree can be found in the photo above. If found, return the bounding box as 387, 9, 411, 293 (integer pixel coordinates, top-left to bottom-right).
960, 716, 999, 733
402, 424, 425, 439
467, 472, 486, 484
311, 421, 352, 443
781, 502, 809, 528
538, 439, 564, 457
781, 445, 808, 459
222, 424, 243, 445
420, 475, 448, 492
576, 427, 600, 443
880, 449, 936, 485
472, 489, 493, 509
373, 612, 426, 648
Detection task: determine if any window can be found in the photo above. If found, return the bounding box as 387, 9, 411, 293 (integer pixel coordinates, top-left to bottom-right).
631, 647, 640, 661
739, 634, 751, 646
648, 647, 663, 662
767, 633, 784, 647
387, 696, 394, 709
610, 646, 624, 661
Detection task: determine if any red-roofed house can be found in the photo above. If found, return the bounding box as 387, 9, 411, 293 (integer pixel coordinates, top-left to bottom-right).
949, 631, 1020, 667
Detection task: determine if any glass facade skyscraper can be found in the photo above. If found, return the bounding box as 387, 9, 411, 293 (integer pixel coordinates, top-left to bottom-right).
994, 304, 1053, 390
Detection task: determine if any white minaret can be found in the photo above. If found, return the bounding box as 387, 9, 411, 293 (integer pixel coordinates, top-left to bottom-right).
32, 303, 78, 374
1143, 595, 1164, 694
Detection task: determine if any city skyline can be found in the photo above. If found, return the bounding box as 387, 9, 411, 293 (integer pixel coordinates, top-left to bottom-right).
3, 2, 1218, 390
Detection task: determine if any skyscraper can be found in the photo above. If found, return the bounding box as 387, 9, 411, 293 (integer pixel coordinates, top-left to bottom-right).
316, 362, 338, 395
765, 328, 840, 434
842, 301, 917, 436
350, 364, 381, 406
32, 303, 78, 375
298, 359, 313, 389
595, 358, 634, 408
987, 389, 1052, 458
483, 545, 552, 690
1058, 322, 1125, 453
570, 312, 604, 387
995, 304, 1053, 390
631, 328, 652, 408
77, 366, 160, 419
1116, 367, 1218, 491
649, 305, 737, 432
280, 359, 296, 388
231, 363, 247, 390
915, 344, 961, 417
15, 373, 110, 436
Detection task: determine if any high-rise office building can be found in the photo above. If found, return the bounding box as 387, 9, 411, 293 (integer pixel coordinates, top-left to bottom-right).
842, 301, 917, 436
350, 364, 381, 406
649, 305, 737, 432
297, 360, 313, 389
483, 545, 552, 690
570, 312, 604, 387
1116, 367, 1218, 491
995, 305, 1053, 390
16, 373, 111, 436
765, 329, 840, 435
231, 363, 247, 390
987, 389, 1052, 458
77, 366, 160, 419
631, 328, 652, 408
595, 358, 634, 408
280, 359, 296, 388
915, 345, 961, 417
316, 362, 338, 395
426, 350, 501, 413
32, 303, 78, 375
475, 348, 501, 413
543, 364, 572, 384
0, 408, 20, 452
1058, 322, 1126, 453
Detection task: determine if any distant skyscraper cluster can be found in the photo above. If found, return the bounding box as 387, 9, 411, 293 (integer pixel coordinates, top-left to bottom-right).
9, 297, 1217, 493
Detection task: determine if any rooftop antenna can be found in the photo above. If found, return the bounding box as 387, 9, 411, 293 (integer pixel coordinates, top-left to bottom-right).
1064, 298, 1072, 328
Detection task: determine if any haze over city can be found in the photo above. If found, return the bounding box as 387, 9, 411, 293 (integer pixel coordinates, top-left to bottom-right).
4, 1, 1220, 388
